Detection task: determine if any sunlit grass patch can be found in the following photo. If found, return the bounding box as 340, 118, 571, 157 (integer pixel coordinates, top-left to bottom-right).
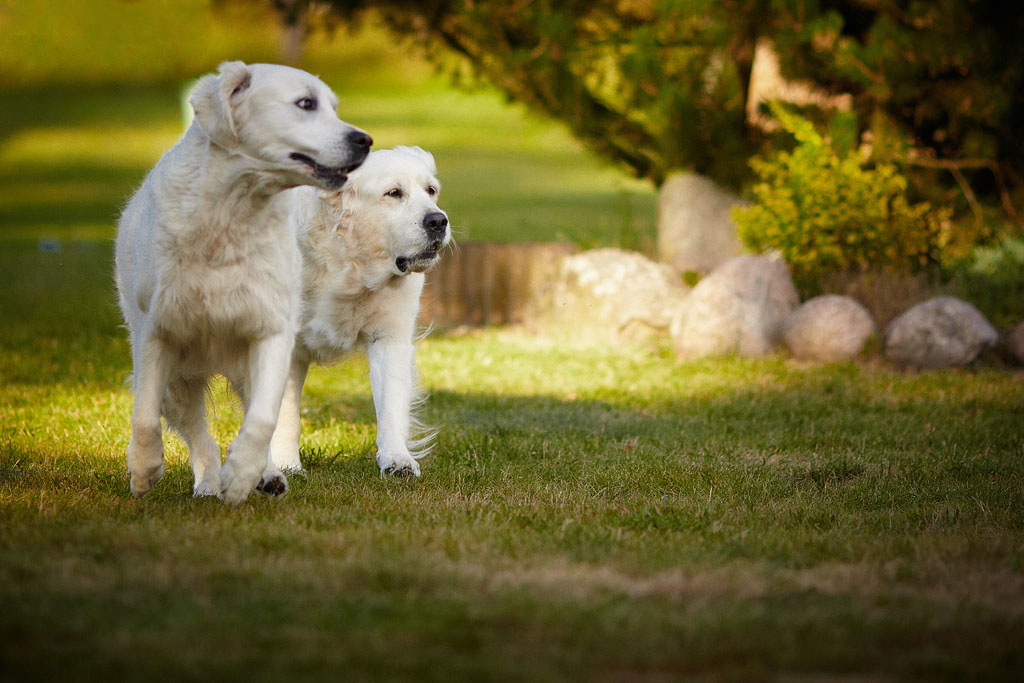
0, 124, 181, 169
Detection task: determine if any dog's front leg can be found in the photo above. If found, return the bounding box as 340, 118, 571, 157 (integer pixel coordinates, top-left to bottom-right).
126, 333, 175, 498
221, 332, 294, 504
368, 339, 420, 477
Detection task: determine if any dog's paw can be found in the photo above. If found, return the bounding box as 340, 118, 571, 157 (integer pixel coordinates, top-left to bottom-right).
219, 459, 261, 505
270, 446, 304, 474
192, 476, 221, 498
129, 462, 164, 498
127, 436, 164, 498
377, 451, 421, 478
255, 467, 289, 498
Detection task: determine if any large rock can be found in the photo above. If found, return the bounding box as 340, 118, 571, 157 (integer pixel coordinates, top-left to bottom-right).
526, 248, 689, 346
783, 295, 875, 362
657, 172, 748, 275
883, 297, 998, 369
670, 255, 799, 358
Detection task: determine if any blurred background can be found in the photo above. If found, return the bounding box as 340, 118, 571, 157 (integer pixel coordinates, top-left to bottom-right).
2, 0, 1022, 332
0, 0, 656, 247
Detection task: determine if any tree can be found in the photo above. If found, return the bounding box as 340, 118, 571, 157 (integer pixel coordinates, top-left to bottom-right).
772, 0, 1024, 226
282, 0, 1024, 219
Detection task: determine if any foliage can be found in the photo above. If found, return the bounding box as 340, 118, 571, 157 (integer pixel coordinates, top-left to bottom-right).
290, 0, 774, 187
774, 0, 1024, 206
284, 0, 1024, 221
952, 236, 1024, 328
733, 104, 950, 293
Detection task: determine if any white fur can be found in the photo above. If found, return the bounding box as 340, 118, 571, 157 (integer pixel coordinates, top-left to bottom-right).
115, 61, 370, 504
269, 146, 451, 477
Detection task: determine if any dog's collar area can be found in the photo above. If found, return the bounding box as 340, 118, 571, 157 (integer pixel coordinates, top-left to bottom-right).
289, 152, 363, 189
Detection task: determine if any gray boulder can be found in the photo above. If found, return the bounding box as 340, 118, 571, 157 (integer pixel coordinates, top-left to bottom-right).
670, 255, 799, 358
883, 297, 998, 369
783, 295, 875, 362
527, 248, 689, 346
657, 172, 748, 275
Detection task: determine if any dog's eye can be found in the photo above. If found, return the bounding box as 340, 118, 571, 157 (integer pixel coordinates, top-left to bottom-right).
296, 97, 318, 112
426, 186, 438, 197
385, 188, 404, 199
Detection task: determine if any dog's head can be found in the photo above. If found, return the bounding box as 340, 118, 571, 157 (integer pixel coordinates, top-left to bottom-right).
190, 61, 370, 190
340, 146, 450, 276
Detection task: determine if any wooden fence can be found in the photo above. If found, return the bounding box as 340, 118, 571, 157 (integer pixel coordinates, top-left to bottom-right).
420, 241, 577, 327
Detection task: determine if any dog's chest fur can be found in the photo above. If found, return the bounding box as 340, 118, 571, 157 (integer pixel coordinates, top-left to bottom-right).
296, 219, 423, 363
156, 191, 298, 342
123, 128, 302, 351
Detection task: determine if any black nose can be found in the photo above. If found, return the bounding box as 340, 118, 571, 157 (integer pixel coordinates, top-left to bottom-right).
347, 130, 372, 149
423, 212, 448, 238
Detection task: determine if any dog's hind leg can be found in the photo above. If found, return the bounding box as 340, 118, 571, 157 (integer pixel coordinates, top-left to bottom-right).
127, 334, 174, 498
221, 332, 293, 504
268, 357, 309, 474
163, 376, 222, 497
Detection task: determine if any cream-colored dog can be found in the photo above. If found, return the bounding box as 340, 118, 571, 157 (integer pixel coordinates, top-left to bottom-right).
268, 147, 450, 477
115, 61, 371, 504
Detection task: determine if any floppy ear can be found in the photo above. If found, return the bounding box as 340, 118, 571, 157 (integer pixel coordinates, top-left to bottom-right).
396, 146, 437, 175
189, 61, 252, 149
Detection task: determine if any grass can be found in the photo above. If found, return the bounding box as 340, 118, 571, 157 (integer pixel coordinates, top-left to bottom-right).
2, 241, 1023, 681
2, 6, 1023, 681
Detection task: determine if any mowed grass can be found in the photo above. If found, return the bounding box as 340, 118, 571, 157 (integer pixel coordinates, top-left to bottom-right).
2, 241, 1024, 681
2, 12, 1024, 682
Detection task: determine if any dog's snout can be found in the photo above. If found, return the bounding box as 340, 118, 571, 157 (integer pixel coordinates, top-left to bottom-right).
423, 212, 448, 238
347, 130, 373, 150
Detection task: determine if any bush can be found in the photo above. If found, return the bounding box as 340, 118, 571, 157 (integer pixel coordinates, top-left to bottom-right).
952, 236, 1024, 328
733, 104, 951, 293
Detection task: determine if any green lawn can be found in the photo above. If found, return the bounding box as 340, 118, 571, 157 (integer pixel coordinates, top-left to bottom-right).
2, 242, 1023, 681
2, 8, 1024, 682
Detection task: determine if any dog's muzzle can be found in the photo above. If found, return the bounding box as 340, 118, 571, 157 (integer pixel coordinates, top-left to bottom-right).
395, 248, 443, 275
290, 152, 363, 189
290, 131, 372, 189
395, 211, 449, 274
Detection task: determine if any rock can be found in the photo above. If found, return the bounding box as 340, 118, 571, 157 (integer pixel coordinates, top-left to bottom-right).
883, 297, 998, 369
657, 172, 748, 275
783, 295, 875, 362
670, 255, 799, 358
526, 248, 689, 346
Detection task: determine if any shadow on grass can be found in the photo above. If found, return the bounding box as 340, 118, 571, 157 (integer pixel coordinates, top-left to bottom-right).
0, 82, 182, 145
0, 164, 147, 234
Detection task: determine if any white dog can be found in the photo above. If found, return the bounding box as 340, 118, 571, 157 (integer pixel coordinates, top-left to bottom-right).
115, 61, 371, 504
268, 146, 450, 477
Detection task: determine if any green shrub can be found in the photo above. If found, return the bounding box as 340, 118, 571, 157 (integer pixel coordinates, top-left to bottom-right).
952, 236, 1024, 328
733, 103, 951, 293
